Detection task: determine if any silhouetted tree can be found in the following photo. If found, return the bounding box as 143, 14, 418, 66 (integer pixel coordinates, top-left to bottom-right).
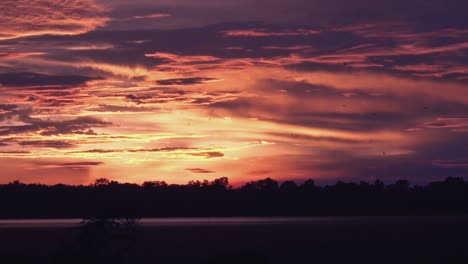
388, 180, 410, 192
302, 179, 316, 189
211, 177, 230, 191
94, 178, 111, 186
280, 181, 298, 192
142, 181, 168, 189
1, 177, 467, 218
242, 178, 279, 192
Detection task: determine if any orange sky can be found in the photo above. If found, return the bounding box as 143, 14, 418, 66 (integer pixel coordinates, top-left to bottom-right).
1, 0, 468, 185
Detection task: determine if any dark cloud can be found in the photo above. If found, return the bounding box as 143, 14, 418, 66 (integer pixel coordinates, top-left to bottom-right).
71, 147, 216, 153
89, 104, 156, 112
425, 118, 468, 131
0, 109, 112, 136
432, 159, 468, 168
191, 97, 215, 105
122, 88, 225, 105
125, 94, 154, 104
13, 19, 468, 81
15, 22, 325, 68
186, 168, 215, 173
58, 162, 103, 166
156, 77, 219, 86
69, 148, 225, 159
208, 96, 412, 133
0, 107, 33, 122
289, 112, 411, 132
0, 72, 100, 87
0, 104, 18, 113
207, 78, 468, 134
189, 152, 224, 158
60, 48, 161, 68
100, 0, 468, 31
127, 147, 195, 153
18, 140, 77, 149
72, 149, 123, 154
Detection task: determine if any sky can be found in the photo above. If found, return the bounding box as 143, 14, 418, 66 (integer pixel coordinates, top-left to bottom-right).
1, 0, 468, 185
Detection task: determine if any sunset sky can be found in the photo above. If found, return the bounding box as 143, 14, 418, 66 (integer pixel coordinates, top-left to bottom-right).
1, 0, 468, 185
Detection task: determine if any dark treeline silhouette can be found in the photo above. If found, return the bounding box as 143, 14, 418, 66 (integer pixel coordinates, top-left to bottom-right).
1, 177, 467, 218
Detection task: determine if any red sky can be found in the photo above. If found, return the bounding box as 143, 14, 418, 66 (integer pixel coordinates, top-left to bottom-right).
1, 0, 468, 185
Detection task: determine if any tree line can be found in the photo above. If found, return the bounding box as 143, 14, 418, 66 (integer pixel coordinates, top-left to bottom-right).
0, 177, 467, 218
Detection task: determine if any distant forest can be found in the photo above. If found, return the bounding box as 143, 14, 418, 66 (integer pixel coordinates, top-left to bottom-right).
1, 177, 467, 218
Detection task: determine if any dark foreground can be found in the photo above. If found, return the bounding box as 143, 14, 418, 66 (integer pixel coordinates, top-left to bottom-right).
1, 217, 468, 264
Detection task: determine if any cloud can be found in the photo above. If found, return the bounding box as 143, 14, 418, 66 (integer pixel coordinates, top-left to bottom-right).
186, 168, 215, 173
121, 88, 229, 105
262, 45, 314, 51
71, 149, 123, 154
1, 2, 468, 185
0, 0, 109, 40
58, 162, 103, 166
72, 147, 187, 153
0, 110, 112, 136
425, 118, 468, 131
222, 28, 320, 37
0, 151, 30, 154
32, 161, 104, 170
88, 104, 156, 113
68, 148, 225, 160
132, 13, 172, 19
18, 140, 77, 149
100, 0, 468, 32
0, 104, 18, 112
0, 52, 47, 59
309, 41, 468, 64
205, 81, 412, 133
126, 147, 197, 153
156, 77, 219, 85
189, 152, 225, 158
0, 72, 100, 87
145, 52, 224, 73
267, 132, 369, 144
432, 159, 468, 168
23, 20, 468, 81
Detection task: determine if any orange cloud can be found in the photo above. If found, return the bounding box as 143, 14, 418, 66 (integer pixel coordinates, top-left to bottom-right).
0, 0, 110, 40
